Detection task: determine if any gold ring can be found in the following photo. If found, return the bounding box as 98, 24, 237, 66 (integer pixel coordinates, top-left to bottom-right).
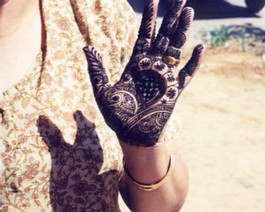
166, 46, 182, 59
163, 56, 180, 66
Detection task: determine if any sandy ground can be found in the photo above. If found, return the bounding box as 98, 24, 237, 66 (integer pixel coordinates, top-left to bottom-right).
119, 48, 265, 212
176, 50, 265, 212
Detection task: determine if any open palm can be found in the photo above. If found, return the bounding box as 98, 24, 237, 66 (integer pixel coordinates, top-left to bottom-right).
84, 0, 204, 147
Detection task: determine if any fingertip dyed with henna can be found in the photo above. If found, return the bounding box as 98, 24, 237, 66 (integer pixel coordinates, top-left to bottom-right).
139, 0, 158, 38
193, 44, 206, 55
178, 7, 194, 31
82, 46, 93, 54
182, 7, 195, 20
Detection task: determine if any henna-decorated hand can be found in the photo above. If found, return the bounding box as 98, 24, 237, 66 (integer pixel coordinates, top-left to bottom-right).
84, 0, 205, 147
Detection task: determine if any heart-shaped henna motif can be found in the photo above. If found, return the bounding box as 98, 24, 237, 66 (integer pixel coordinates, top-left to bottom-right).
134, 70, 166, 107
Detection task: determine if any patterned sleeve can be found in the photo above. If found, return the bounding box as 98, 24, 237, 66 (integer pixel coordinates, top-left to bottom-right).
70, 0, 138, 82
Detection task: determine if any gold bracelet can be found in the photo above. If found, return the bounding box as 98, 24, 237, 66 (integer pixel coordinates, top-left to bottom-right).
123, 156, 171, 191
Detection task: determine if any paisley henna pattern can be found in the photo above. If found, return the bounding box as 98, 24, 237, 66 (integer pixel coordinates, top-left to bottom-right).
84, 0, 204, 147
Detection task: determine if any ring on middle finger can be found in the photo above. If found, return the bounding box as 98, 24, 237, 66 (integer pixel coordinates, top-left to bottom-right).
163, 46, 182, 66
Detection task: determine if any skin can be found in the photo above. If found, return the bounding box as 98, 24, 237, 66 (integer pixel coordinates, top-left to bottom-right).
1, 0, 204, 211
0, 0, 43, 93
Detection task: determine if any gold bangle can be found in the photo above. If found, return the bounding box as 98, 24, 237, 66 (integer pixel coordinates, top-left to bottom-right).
123, 156, 171, 192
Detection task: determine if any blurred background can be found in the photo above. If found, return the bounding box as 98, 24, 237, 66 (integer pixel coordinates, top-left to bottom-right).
119, 0, 265, 211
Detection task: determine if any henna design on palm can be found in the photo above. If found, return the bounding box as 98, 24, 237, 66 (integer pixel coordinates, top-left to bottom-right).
84, 0, 205, 147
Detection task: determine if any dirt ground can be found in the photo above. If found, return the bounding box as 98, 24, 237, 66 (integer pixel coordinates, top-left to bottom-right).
177, 50, 265, 212
119, 49, 265, 212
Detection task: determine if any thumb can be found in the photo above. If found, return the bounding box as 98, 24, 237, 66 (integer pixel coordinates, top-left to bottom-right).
83, 46, 110, 97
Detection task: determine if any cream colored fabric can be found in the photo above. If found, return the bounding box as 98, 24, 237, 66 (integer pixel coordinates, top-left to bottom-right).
0, 0, 136, 211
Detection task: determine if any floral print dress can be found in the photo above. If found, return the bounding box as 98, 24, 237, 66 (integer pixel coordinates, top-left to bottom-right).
0, 0, 136, 211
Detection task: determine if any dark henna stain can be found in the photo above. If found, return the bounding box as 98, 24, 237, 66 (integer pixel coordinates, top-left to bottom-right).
134, 70, 167, 107
84, 1, 203, 147
152, 34, 170, 56
183, 44, 204, 76
170, 8, 193, 48
177, 70, 188, 90
177, 44, 204, 90
132, 0, 156, 56
178, 8, 193, 32
85, 45, 179, 146
189, 44, 204, 73
157, 0, 183, 37
166, 73, 176, 82
172, 31, 187, 49
139, 0, 155, 39
165, 46, 182, 59
159, 13, 177, 37
83, 46, 104, 72
133, 38, 150, 55
153, 61, 166, 71
172, 0, 184, 13
83, 47, 110, 96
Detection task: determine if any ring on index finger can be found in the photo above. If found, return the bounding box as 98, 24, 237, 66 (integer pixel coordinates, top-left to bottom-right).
163, 46, 182, 66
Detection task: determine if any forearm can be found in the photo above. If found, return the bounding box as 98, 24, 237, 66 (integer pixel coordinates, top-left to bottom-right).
119, 140, 189, 212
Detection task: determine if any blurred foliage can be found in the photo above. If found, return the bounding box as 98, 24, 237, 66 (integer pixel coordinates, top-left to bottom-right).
201, 24, 265, 55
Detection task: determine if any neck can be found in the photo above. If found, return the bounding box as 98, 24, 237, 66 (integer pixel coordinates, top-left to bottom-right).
0, 0, 40, 39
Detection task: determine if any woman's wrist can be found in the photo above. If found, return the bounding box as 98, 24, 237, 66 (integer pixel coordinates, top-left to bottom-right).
120, 139, 171, 185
